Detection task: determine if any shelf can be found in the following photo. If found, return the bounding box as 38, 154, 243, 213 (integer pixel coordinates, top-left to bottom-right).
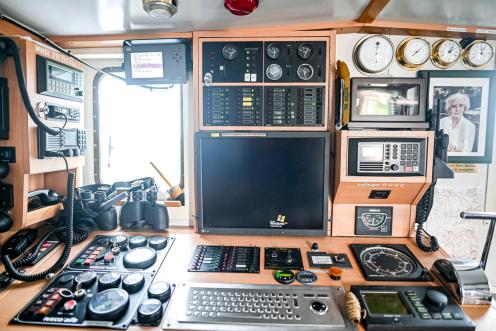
26, 203, 63, 227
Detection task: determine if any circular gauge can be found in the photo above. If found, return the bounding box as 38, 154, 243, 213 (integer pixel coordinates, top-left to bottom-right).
362, 213, 387, 228
74, 271, 97, 288
266, 63, 283, 80
360, 246, 416, 277
353, 35, 394, 74
138, 298, 163, 323
222, 44, 239, 61
122, 273, 145, 293
88, 288, 129, 320
462, 40, 494, 69
123, 247, 157, 269
297, 63, 314, 80
129, 235, 147, 249
148, 281, 171, 302
297, 43, 313, 60
149, 236, 168, 250
98, 272, 121, 290
396, 37, 431, 69
431, 39, 461, 68
266, 43, 282, 59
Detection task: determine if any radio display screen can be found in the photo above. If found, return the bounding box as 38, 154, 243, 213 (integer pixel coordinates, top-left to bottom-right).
362, 292, 411, 315
64, 130, 78, 147
49, 65, 75, 84
358, 144, 383, 162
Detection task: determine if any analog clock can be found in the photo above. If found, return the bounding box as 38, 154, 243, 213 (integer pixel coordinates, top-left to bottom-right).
431, 39, 461, 69
396, 37, 431, 70
462, 40, 494, 69
353, 35, 394, 74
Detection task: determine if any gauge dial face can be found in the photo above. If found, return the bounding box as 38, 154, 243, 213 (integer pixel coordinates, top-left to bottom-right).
266, 43, 282, 59
266, 63, 283, 80
360, 246, 415, 277
222, 44, 239, 61
463, 41, 494, 68
354, 35, 394, 74
398, 37, 430, 68
297, 43, 313, 60
297, 63, 314, 80
362, 213, 387, 228
432, 39, 461, 68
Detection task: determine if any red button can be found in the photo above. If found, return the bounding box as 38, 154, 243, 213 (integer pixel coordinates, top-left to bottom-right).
64, 299, 78, 312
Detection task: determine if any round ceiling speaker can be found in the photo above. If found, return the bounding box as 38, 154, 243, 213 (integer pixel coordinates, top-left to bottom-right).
143, 0, 178, 19
224, 0, 259, 16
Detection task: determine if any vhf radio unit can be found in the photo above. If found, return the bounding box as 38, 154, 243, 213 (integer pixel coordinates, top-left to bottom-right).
36, 56, 84, 102
37, 128, 87, 158
348, 138, 427, 177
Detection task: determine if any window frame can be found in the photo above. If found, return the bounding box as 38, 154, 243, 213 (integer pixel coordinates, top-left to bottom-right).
92, 67, 192, 226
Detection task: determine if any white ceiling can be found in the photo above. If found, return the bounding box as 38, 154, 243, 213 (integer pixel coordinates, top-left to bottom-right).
0, 0, 495, 36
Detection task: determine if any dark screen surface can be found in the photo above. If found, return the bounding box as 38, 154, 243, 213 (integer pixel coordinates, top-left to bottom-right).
197, 133, 329, 235
363, 292, 411, 315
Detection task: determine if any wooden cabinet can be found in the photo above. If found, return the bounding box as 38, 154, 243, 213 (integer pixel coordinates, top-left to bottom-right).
0, 38, 84, 230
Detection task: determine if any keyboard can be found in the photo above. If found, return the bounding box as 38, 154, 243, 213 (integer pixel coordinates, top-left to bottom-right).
163, 283, 351, 330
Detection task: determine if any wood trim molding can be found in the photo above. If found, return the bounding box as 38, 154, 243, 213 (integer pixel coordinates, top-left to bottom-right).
50, 31, 193, 49
50, 19, 496, 49
357, 0, 390, 24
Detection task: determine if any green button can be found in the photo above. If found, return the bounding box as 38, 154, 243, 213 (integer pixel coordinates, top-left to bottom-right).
432, 313, 442, 319
453, 313, 464, 320
420, 313, 431, 319
75, 259, 84, 264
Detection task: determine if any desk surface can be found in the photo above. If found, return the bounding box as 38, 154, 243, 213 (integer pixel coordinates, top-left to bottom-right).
0, 227, 494, 330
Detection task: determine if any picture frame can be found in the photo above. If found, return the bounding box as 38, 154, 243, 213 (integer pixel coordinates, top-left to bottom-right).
418, 70, 496, 163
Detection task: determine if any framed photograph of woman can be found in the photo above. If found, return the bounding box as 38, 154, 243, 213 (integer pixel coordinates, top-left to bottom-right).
418, 70, 496, 163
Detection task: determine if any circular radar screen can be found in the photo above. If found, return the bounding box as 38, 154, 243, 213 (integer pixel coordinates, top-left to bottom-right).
360, 246, 415, 277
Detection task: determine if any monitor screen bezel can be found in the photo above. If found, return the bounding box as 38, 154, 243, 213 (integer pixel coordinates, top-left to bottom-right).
350, 77, 427, 123
195, 131, 330, 236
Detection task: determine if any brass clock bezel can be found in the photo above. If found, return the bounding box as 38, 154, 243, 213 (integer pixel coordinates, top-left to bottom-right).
395, 37, 431, 70
352, 34, 395, 75
431, 39, 461, 69
461, 40, 495, 69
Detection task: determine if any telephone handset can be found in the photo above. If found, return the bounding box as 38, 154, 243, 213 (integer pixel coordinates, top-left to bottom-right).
415, 100, 454, 252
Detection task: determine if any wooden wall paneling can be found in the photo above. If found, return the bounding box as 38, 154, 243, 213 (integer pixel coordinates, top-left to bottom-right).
332, 130, 434, 237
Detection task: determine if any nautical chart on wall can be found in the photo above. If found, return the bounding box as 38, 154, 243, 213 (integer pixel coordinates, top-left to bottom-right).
426, 186, 489, 260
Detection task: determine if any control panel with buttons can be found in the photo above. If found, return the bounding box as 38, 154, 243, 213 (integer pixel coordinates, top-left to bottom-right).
36, 56, 84, 102
351, 285, 475, 331
348, 138, 427, 176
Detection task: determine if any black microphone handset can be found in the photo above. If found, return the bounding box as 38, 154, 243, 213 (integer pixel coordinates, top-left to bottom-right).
415, 100, 454, 252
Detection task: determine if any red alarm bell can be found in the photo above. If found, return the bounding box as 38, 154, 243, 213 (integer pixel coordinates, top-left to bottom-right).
224, 0, 259, 16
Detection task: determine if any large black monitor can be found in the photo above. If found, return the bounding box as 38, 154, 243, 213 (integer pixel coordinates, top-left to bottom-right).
196, 132, 330, 236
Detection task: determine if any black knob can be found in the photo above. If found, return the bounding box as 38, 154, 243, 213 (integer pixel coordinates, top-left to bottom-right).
311, 242, 319, 251
423, 290, 448, 312
391, 164, 400, 171
63, 149, 73, 157
310, 301, 328, 314
138, 298, 163, 323
132, 190, 144, 201
147, 190, 158, 202
80, 190, 93, 200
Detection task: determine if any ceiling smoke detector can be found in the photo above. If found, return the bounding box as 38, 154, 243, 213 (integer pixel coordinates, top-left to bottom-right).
142, 0, 178, 19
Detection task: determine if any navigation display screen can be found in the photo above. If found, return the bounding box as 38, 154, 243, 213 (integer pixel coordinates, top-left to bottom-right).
49, 65, 75, 83
362, 292, 411, 315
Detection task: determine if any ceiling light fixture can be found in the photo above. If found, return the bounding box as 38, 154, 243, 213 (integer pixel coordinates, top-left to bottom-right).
224, 0, 259, 16
142, 0, 178, 19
